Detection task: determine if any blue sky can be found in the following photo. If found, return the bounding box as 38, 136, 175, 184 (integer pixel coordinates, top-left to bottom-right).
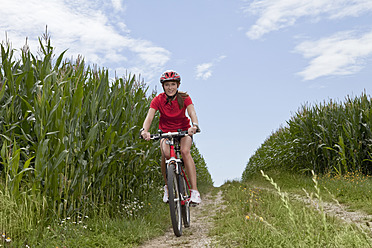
1, 0, 372, 186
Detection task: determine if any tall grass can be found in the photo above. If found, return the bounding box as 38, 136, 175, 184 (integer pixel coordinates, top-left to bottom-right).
243, 93, 372, 180
0, 32, 160, 241
213, 176, 372, 247
0, 32, 212, 245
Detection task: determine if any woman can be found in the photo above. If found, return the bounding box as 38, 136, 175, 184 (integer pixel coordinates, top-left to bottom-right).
140, 70, 202, 205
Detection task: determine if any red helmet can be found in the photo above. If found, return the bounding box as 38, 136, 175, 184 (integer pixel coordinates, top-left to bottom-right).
160, 70, 181, 83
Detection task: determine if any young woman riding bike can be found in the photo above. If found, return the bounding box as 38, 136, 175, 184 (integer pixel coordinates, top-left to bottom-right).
140, 70, 202, 205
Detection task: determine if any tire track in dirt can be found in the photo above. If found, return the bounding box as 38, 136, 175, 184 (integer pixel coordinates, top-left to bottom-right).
138, 190, 224, 248
290, 192, 372, 233
256, 186, 372, 234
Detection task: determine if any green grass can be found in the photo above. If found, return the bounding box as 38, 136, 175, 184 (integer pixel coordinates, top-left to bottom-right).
1, 187, 170, 247
244, 169, 372, 215
318, 171, 372, 214
211, 171, 372, 248
36, 206, 169, 247
1, 183, 214, 247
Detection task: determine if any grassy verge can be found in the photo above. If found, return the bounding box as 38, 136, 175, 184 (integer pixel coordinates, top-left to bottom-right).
2, 184, 214, 247
244, 169, 372, 214
211, 171, 372, 247
35, 206, 169, 248
1, 188, 170, 247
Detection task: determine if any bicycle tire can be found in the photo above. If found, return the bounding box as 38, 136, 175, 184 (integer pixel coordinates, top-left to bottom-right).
180, 173, 190, 228
167, 162, 182, 237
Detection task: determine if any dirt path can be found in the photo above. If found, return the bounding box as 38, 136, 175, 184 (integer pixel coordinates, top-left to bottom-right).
138, 190, 224, 248
255, 186, 372, 234
289, 191, 372, 233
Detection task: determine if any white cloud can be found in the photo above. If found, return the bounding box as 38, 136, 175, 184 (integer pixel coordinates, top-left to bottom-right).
0, 0, 170, 82
196, 63, 213, 80
195, 56, 226, 80
294, 31, 372, 80
244, 0, 372, 39
111, 0, 124, 12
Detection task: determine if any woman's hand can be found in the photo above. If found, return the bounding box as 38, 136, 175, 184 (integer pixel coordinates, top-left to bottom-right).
141, 130, 151, 141
188, 126, 198, 136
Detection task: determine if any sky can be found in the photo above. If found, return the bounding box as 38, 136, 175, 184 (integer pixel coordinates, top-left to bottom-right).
1, 0, 372, 186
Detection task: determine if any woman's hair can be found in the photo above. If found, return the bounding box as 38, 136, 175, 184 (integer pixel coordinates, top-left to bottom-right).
177, 91, 189, 109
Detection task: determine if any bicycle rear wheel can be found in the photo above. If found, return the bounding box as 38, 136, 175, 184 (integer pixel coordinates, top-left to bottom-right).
180, 173, 190, 228
167, 162, 182, 237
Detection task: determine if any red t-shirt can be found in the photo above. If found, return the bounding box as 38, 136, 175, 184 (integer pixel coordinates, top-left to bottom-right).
150, 93, 193, 132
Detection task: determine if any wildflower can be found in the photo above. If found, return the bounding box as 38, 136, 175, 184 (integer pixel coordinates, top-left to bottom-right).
1, 233, 5, 238
5, 237, 11, 242
245, 215, 250, 220
259, 217, 264, 222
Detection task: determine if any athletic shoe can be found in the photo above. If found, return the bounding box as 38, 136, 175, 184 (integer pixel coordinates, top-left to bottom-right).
190, 189, 202, 204
163, 185, 169, 203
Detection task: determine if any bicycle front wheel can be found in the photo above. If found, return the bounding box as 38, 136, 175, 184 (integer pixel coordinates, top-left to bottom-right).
167, 162, 182, 237
180, 174, 190, 228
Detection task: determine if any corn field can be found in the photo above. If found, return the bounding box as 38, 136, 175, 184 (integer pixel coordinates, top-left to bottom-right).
0, 34, 212, 241
243, 93, 372, 180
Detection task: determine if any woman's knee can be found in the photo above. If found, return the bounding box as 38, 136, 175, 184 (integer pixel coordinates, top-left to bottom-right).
181, 147, 191, 158
160, 139, 170, 158
180, 137, 192, 157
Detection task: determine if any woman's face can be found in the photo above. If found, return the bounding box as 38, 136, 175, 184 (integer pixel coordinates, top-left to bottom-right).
163, 81, 179, 96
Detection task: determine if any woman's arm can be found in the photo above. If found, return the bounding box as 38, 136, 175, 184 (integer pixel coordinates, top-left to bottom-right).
186, 104, 199, 134
141, 108, 156, 140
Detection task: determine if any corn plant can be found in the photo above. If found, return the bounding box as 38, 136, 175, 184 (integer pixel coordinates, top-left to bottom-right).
0, 32, 212, 243
243, 93, 372, 180
0, 32, 206, 244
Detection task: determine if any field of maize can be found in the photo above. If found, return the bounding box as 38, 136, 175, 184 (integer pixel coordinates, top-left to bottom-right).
243, 92, 372, 179
0, 34, 213, 243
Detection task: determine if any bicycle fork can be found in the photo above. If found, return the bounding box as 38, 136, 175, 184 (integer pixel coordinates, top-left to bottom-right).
166, 141, 190, 207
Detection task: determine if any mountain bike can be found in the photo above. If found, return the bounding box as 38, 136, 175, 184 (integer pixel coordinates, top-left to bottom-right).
141, 129, 199, 237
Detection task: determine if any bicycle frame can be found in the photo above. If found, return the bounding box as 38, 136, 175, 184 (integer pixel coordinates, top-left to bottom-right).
165, 135, 191, 207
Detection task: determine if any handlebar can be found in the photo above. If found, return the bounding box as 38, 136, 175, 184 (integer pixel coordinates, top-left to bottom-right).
140, 129, 200, 140
150, 131, 189, 140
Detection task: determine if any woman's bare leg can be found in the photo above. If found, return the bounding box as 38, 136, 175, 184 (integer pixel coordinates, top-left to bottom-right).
180, 136, 198, 191
160, 138, 170, 185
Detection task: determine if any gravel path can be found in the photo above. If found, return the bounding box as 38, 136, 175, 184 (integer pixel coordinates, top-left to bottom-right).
138, 190, 224, 248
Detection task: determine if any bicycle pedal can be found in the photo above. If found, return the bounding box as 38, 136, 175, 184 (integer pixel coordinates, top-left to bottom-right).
189, 202, 199, 207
